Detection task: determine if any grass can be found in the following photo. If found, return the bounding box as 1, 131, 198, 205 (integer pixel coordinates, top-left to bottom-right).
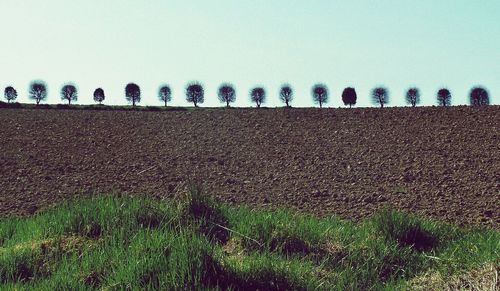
0, 101, 276, 111
0, 101, 191, 112
0, 188, 498, 290
0, 101, 283, 112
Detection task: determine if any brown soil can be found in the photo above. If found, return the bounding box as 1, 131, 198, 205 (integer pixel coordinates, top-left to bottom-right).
0, 106, 498, 228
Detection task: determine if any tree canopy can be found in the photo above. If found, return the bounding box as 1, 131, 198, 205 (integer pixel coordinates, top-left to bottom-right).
406, 88, 420, 107
29, 80, 48, 105
4, 86, 17, 103
125, 83, 141, 106
279, 84, 293, 107
437, 88, 451, 106
342, 87, 357, 108
61, 84, 78, 105
470, 87, 489, 106
218, 83, 236, 107
186, 82, 204, 107
159, 85, 172, 107
372, 87, 389, 108
93, 88, 105, 104
250, 87, 266, 108
312, 84, 328, 108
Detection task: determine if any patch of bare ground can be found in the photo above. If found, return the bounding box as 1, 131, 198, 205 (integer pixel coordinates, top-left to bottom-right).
409, 263, 499, 291
0, 106, 498, 228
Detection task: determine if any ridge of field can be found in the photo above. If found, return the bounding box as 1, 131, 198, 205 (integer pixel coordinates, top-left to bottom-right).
0, 106, 498, 228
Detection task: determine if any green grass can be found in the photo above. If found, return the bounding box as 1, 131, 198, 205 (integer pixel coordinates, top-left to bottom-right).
0, 188, 498, 290
0, 101, 274, 111
0, 101, 192, 112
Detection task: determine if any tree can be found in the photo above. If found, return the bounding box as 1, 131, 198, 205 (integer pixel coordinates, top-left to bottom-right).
279, 84, 293, 107
437, 88, 451, 106
218, 83, 236, 107
159, 85, 172, 107
60, 83, 78, 105
469, 87, 489, 106
29, 80, 48, 105
250, 87, 266, 108
125, 83, 141, 106
312, 84, 328, 108
406, 88, 420, 107
93, 88, 105, 104
372, 87, 389, 108
4, 86, 17, 103
186, 82, 204, 107
341, 87, 357, 108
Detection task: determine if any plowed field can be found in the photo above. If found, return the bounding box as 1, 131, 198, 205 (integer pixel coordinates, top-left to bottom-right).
0, 106, 498, 228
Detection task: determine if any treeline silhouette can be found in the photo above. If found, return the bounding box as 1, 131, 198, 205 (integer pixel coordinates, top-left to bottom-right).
2, 81, 492, 108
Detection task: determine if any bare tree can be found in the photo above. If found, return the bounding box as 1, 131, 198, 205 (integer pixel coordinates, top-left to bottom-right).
470, 87, 489, 106
4, 86, 17, 103
218, 83, 236, 107
341, 87, 357, 108
437, 88, 451, 106
125, 83, 141, 106
29, 80, 48, 105
61, 83, 78, 105
372, 87, 389, 108
250, 87, 266, 108
93, 88, 105, 104
159, 85, 172, 107
312, 84, 328, 108
406, 88, 420, 107
279, 84, 293, 107
186, 82, 204, 107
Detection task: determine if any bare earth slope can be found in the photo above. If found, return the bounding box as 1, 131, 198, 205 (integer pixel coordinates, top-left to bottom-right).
0, 107, 498, 228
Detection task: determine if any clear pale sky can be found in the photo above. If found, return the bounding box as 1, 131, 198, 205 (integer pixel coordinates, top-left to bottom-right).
1, 0, 499, 107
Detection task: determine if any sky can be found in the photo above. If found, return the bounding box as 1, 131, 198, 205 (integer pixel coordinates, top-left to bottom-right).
1, 0, 499, 107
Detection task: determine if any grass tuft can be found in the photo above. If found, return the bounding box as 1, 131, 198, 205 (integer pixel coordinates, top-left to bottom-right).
181, 184, 230, 244
373, 209, 451, 252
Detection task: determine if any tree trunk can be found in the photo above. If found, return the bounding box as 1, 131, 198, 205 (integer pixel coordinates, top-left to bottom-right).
286, 100, 289, 107
133, 99, 136, 107
226, 100, 230, 108
68, 99, 71, 105
164, 100, 167, 107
